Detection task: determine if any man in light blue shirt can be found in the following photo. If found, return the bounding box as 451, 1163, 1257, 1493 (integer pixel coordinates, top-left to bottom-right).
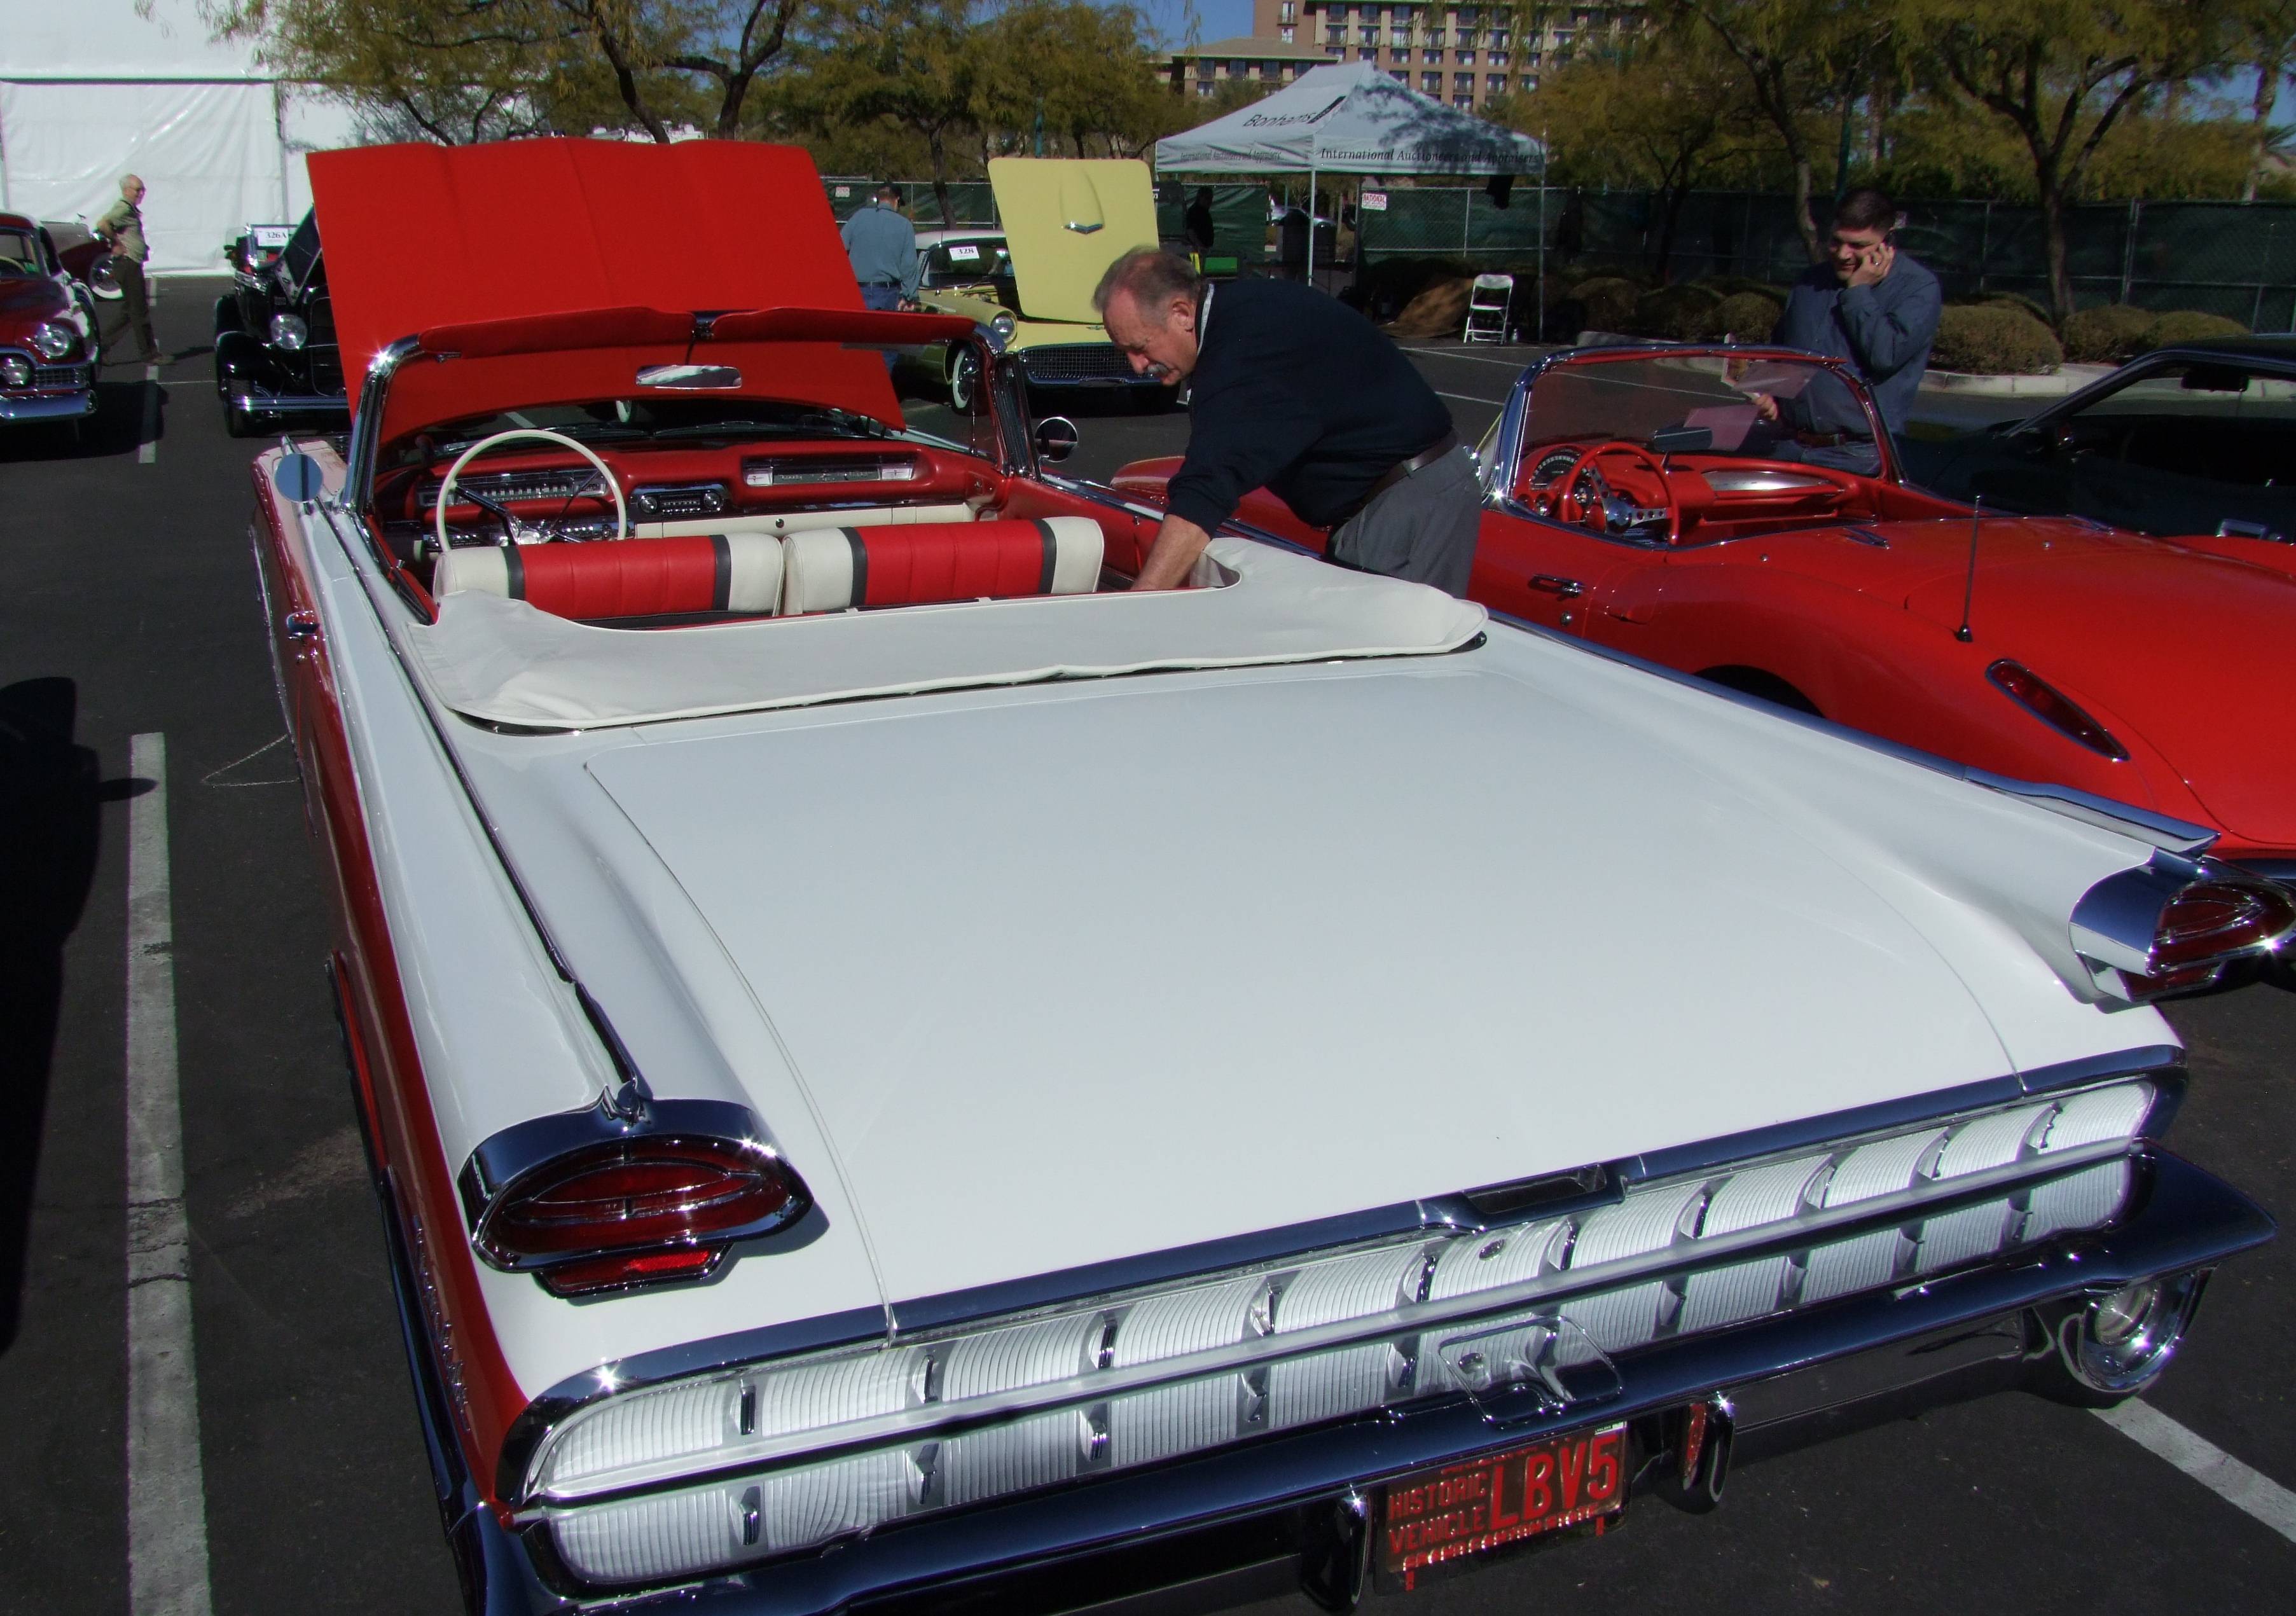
841, 183, 920, 312
1759, 187, 1942, 475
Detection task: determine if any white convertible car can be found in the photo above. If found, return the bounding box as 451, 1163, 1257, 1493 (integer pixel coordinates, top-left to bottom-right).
254, 140, 2281, 1613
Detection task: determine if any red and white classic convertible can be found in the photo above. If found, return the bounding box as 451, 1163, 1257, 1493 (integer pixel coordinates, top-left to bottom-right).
253, 141, 2280, 1614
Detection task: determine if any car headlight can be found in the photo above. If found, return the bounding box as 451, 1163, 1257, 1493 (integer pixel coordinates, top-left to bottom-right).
990, 312, 1017, 343
29, 322, 76, 360
270, 312, 309, 351
0, 354, 32, 388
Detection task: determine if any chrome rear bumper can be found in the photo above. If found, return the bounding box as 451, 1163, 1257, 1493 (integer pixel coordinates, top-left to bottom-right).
0, 390, 97, 422
375, 1150, 2269, 1616
230, 390, 348, 415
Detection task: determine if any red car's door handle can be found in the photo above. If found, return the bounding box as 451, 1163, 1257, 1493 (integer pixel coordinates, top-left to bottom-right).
1528, 574, 1586, 598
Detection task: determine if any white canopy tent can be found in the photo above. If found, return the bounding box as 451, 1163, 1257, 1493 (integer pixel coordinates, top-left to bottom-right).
0, 0, 359, 274
1154, 62, 1545, 279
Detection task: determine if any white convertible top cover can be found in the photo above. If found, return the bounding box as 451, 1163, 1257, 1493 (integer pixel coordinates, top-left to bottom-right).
403, 538, 1488, 729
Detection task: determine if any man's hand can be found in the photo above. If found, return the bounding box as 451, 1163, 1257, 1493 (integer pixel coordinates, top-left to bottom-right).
1748, 391, 1778, 422
1132, 512, 1212, 591
1846, 242, 1893, 289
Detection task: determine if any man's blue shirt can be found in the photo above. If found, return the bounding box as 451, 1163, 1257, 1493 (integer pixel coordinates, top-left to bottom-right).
841, 203, 920, 298
1769, 253, 1942, 438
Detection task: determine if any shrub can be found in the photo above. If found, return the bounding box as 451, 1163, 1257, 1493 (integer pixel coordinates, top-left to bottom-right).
1572, 275, 1643, 333
1703, 291, 1783, 342
1977, 291, 2054, 328
1632, 282, 1723, 340
2063, 303, 2157, 364
2140, 310, 2251, 350
1932, 304, 2064, 375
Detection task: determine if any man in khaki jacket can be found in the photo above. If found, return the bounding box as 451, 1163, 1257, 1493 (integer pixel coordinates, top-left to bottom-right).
94, 174, 159, 364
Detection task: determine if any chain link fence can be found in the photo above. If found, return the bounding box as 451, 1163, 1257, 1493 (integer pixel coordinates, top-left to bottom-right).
1364, 188, 2296, 330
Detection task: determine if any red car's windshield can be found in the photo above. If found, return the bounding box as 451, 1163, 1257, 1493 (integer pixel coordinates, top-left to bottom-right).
1526, 353, 1876, 464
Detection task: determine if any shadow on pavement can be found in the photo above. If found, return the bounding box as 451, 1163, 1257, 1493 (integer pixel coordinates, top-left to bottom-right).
0, 679, 145, 1351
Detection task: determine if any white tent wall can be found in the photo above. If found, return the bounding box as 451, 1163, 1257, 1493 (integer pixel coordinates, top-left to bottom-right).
0, 0, 360, 274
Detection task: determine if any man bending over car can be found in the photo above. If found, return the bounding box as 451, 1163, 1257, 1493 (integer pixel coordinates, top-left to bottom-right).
1096, 249, 1479, 595
1756, 187, 1941, 475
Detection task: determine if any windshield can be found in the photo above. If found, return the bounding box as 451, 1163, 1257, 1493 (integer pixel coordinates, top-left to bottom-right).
389, 394, 916, 471
1526, 353, 1878, 465
0, 228, 40, 277
922, 237, 1010, 285
279, 212, 321, 291
2070, 359, 2296, 422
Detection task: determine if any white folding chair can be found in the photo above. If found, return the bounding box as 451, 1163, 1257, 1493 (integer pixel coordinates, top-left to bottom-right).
1463, 272, 1513, 344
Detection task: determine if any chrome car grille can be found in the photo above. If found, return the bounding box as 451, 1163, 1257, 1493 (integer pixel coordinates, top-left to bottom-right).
34, 363, 90, 389
1019, 344, 1138, 382
519, 1078, 2162, 1587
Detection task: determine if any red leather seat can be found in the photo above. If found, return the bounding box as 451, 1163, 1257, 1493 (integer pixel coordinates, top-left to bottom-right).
782, 518, 1104, 613
431, 533, 784, 619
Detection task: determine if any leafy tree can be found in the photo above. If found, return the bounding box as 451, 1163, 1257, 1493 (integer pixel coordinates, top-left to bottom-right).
1911, 0, 2240, 322
211, 0, 815, 141
2224, 0, 2296, 198
1656, 0, 1897, 262
1500, 30, 1767, 279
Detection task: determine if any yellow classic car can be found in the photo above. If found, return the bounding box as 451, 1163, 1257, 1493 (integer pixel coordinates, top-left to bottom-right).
918, 157, 1171, 413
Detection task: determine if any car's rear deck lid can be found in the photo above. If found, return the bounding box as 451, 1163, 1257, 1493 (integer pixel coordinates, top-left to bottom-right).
401, 539, 1486, 729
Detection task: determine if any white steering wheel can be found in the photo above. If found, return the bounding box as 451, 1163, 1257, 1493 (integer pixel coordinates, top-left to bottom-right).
434, 427, 630, 552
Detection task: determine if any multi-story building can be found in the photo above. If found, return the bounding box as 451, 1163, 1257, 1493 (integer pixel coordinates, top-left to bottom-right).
1158, 2, 1642, 111
1159, 32, 1339, 98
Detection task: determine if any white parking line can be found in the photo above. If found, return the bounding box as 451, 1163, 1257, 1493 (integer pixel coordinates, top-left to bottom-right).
2095, 1400, 2296, 1545
139, 364, 160, 464
124, 733, 215, 1616
1433, 389, 1506, 406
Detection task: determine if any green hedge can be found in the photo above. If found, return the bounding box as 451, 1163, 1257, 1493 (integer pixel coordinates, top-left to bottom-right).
2139, 310, 2251, 350
1933, 304, 2064, 375
2063, 304, 2159, 364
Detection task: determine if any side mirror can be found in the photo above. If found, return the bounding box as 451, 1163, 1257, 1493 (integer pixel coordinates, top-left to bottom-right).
1034, 416, 1079, 465
273, 452, 325, 502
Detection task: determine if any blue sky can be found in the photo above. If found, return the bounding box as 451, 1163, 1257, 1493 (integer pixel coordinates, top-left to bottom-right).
1129, 0, 1255, 46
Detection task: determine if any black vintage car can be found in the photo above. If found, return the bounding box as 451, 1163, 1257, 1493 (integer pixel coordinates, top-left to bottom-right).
1905, 337, 2296, 544
213, 212, 347, 437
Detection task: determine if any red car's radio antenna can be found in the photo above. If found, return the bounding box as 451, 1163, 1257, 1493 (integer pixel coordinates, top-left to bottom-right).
1954, 497, 1982, 643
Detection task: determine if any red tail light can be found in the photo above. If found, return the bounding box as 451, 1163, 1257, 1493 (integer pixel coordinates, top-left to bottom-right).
461, 1097, 813, 1293
483, 1139, 794, 1262
2073, 856, 2296, 1002
2126, 878, 2296, 995
1986, 661, 2129, 762
541, 1245, 724, 1299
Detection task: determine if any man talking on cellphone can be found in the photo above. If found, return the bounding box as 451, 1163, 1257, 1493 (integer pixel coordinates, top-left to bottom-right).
1755, 187, 1940, 475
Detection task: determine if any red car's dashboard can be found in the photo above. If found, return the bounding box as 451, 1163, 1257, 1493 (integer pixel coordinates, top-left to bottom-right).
1511, 441, 1965, 543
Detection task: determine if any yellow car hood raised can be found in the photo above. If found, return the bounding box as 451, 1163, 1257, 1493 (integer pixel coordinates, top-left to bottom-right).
988, 157, 1159, 325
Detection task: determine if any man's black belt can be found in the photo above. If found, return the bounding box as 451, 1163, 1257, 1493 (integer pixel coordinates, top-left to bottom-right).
861, 279, 903, 287
1341, 431, 1460, 523
1793, 429, 1869, 448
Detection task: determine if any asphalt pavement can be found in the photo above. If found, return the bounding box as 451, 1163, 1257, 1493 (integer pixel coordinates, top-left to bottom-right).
1, 283, 2289, 1615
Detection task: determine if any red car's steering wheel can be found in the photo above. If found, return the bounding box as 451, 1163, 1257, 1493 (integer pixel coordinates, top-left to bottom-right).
1545, 440, 1681, 544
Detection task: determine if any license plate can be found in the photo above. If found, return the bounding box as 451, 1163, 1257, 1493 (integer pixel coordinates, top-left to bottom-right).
1377, 1422, 1628, 1591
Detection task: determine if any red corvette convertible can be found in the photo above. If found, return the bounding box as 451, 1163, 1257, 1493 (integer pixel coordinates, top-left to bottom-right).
1114, 343, 2296, 884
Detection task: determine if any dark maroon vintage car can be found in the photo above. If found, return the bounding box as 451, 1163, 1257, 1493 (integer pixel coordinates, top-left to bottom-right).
0, 212, 100, 437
